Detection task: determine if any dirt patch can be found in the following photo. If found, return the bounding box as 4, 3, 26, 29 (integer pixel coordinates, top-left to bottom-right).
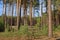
0, 36, 56, 40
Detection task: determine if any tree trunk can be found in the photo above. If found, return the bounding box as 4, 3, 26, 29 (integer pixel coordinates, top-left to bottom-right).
47, 0, 53, 38
16, 0, 21, 30
8, 4, 11, 31
23, 0, 27, 26
53, 0, 56, 27
56, 12, 59, 26
3, 0, 7, 31
16, 0, 19, 30
18, 0, 21, 29
30, 0, 33, 26
41, 2, 43, 27
4, 4, 7, 31
11, 3, 14, 29
46, 0, 48, 26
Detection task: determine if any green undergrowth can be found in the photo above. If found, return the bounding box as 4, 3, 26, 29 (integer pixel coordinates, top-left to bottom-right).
0, 25, 60, 37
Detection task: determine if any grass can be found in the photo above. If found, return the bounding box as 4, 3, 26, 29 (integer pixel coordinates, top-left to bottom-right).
0, 32, 18, 37
0, 25, 28, 37
0, 25, 60, 38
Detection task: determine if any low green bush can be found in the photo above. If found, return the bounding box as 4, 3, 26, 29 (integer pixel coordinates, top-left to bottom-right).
54, 25, 60, 32
0, 17, 4, 32
18, 25, 28, 36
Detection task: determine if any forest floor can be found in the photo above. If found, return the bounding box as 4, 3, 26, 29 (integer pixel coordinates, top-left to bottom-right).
0, 36, 58, 40
0, 36, 55, 40
0, 27, 60, 40
0, 32, 60, 40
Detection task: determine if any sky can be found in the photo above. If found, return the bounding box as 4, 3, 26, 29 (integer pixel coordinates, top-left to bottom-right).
0, 0, 46, 17
0, 1, 3, 16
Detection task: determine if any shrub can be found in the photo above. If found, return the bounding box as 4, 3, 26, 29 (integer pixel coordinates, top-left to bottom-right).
18, 25, 28, 36
0, 17, 4, 32
54, 25, 60, 32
